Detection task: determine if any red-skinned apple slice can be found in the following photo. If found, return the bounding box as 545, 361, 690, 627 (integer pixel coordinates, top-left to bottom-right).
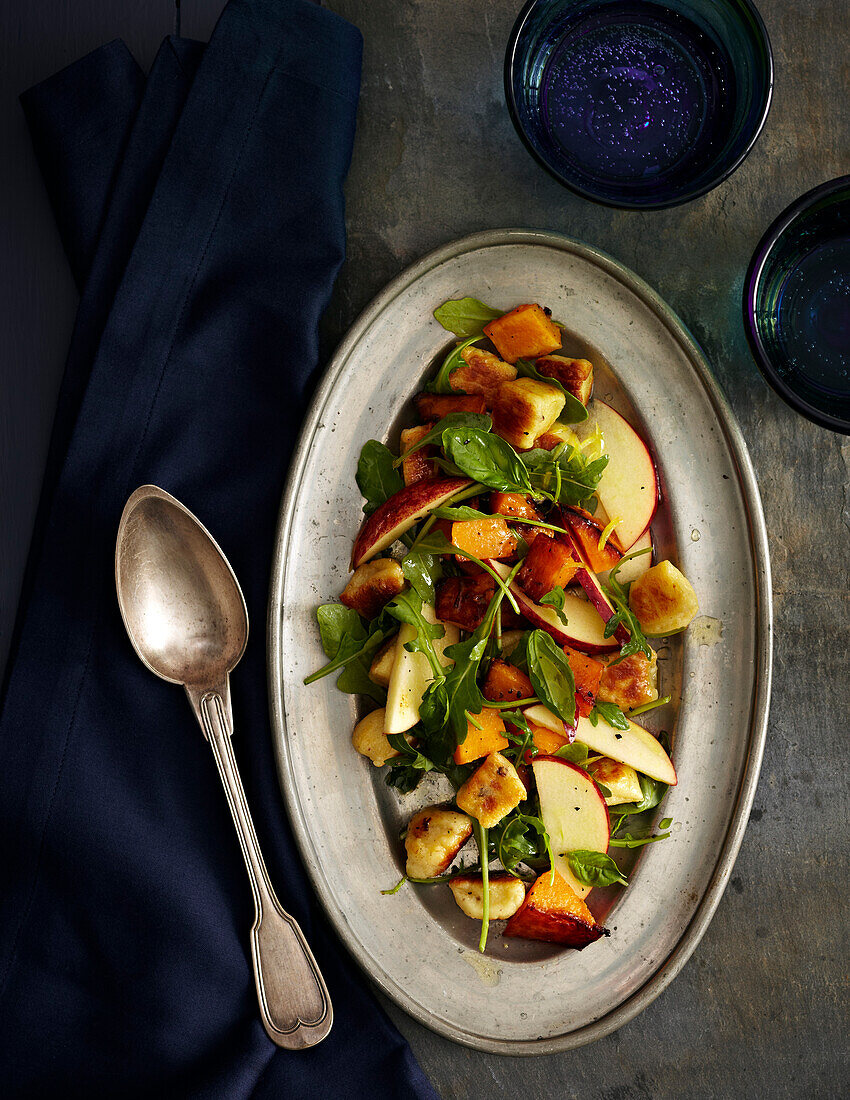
532, 756, 611, 900
575, 401, 658, 551
489, 561, 618, 653
575, 714, 677, 786
350, 477, 472, 569
523, 704, 576, 742
599, 528, 653, 586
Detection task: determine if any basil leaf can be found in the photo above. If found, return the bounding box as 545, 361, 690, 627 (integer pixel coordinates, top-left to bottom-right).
401, 548, 443, 605
356, 440, 404, 515
515, 357, 588, 424
432, 504, 491, 520
566, 850, 628, 888
305, 603, 387, 703
442, 426, 533, 495
553, 741, 590, 765
613, 772, 668, 817
394, 412, 492, 468
539, 586, 569, 626
429, 335, 481, 394
526, 629, 576, 725
591, 701, 630, 730
433, 297, 502, 337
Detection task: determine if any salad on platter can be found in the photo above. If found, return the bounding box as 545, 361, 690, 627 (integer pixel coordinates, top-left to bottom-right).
305, 297, 700, 953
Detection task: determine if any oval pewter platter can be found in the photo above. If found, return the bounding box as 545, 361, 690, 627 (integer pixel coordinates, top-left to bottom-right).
268, 230, 772, 1053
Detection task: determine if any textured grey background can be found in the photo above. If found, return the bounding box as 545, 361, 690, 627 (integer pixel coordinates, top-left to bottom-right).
0, 1, 848, 1097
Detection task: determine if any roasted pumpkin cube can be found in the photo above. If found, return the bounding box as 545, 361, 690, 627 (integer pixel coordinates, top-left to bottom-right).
527, 721, 570, 756
598, 650, 658, 710
563, 645, 604, 717
586, 757, 643, 806
449, 346, 517, 399
503, 870, 607, 947
451, 516, 516, 561
483, 303, 562, 363
456, 752, 526, 828
449, 873, 526, 920
562, 508, 622, 573
629, 560, 699, 635
368, 637, 397, 687
405, 807, 473, 879
516, 534, 580, 604
414, 392, 487, 420
535, 355, 594, 406
482, 659, 534, 703
492, 378, 565, 451
340, 558, 406, 620
352, 708, 410, 767
454, 708, 509, 765
489, 492, 541, 521
435, 574, 495, 632
399, 423, 438, 486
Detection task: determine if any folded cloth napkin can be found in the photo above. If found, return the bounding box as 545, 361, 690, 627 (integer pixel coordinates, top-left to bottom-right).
0, 2, 438, 1096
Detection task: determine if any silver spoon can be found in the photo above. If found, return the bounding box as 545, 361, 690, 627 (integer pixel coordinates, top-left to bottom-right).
115, 484, 332, 1049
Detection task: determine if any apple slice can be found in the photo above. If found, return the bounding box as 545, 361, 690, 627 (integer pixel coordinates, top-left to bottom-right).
489, 560, 618, 653
384, 605, 459, 735
560, 525, 630, 646
351, 477, 472, 569
523, 704, 575, 742
575, 401, 658, 551
532, 756, 611, 900
599, 528, 653, 586
575, 714, 677, 786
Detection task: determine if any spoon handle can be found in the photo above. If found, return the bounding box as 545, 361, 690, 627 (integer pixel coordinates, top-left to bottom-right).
190, 686, 333, 1049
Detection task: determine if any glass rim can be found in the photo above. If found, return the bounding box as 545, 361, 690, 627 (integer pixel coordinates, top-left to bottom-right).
504, 0, 775, 211
742, 173, 850, 435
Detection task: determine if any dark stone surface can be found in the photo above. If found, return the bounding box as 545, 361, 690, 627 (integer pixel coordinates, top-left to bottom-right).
1, 2, 847, 1096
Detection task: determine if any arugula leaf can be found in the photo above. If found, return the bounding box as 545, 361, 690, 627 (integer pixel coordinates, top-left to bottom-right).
609, 828, 672, 849
471, 820, 491, 952
514, 358, 588, 424
526, 630, 576, 725
591, 701, 630, 730
601, 555, 655, 664
539, 586, 569, 626
442, 426, 533, 495
566, 850, 628, 888
356, 440, 404, 515
433, 297, 502, 337
629, 694, 672, 717
411, 529, 519, 613
384, 589, 446, 680
500, 710, 531, 733
393, 412, 491, 468
553, 741, 590, 765
524, 445, 608, 508
429, 335, 482, 394
304, 604, 387, 703
494, 811, 551, 876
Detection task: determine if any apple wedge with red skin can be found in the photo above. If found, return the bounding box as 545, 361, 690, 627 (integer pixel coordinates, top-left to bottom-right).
575, 714, 677, 786
575, 400, 658, 551
350, 477, 472, 569
488, 560, 618, 653
532, 756, 611, 900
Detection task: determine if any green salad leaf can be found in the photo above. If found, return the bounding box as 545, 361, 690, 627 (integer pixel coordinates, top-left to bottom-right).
442, 425, 533, 495
514, 357, 588, 424
591, 701, 630, 730
383, 589, 446, 680
553, 741, 590, 765
566, 850, 628, 888
429, 335, 481, 394
356, 440, 403, 515
523, 444, 608, 508
433, 297, 502, 337
539, 585, 569, 626
525, 629, 576, 726
304, 604, 387, 703
432, 504, 490, 521
393, 411, 491, 468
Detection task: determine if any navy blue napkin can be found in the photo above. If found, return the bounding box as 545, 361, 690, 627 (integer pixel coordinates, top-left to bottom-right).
0, 2, 438, 1096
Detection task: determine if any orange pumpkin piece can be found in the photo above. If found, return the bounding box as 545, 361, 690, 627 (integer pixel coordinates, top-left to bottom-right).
399, 423, 438, 486
562, 508, 622, 572
453, 708, 509, 765
414, 393, 487, 420
516, 534, 580, 604
489, 492, 541, 521
483, 304, 562, 364
451, 516, 516, 562
504, 870, 607, 947
563, 645, 603, 717
527, 722, 570, 756
482, 659, 534, 703
435, 574, 495, 632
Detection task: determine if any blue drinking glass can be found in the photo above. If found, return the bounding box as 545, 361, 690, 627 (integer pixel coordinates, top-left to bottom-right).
744, 176, 850, 434
505, 0, 773, 209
